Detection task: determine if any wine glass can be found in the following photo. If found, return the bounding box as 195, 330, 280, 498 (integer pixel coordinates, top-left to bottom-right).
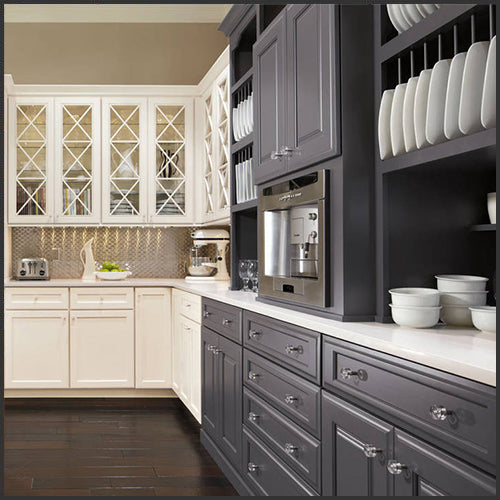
238, 260, 250, 291
247, 260, 258, 293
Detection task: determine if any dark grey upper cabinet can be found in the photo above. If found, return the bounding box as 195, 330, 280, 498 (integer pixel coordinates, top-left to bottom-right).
253, 13, 287, 184
392, 429, 496, 497
286, 4, 339, 173
322, 391, 394, 496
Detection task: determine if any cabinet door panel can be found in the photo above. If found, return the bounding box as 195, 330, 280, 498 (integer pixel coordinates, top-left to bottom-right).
135, 288, 171, 388
253, 14, 287, 184
286, 4, 339, 172
393, 429, 496, 496
322, 391, 393, 496
70, 310, 134, 388
201, 326, 219, 440
5, 311, 69, 389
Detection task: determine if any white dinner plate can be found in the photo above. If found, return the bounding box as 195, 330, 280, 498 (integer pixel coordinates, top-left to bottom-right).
444, 52, 467, 140
416, 4, 437, 17
403, 76, 419, 152
390, 83, 407, 156
395, 4, 413, 31
232, 107, 239, 141
414, 69, 432, 149
481, 36, 496, 129
387, 5, 404, 34
378, 89, 395, 159
426, 58, 451, 145
401, 4, 425, 25
459, 41, 489, 135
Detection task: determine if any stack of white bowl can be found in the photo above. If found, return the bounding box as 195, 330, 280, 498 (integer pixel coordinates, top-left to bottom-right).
389, 288, 441, 328
436, 275, 489, 326
470, 306, 496, 333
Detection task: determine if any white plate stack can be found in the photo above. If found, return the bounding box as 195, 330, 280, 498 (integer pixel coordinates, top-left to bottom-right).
387, 4, 440, 35
436, 274, 489, 326
232, 90, 254, 142
235, 156, 257, 204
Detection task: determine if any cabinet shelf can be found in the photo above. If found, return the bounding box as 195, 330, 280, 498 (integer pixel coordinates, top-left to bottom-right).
470, 224, 496, 232
231, 198, 257, 213
231, 68, 253, 95
378, 128, 496, 175
231, 133, 253, 155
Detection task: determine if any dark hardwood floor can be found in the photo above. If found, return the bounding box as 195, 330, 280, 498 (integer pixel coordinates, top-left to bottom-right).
4, 398, 238, 497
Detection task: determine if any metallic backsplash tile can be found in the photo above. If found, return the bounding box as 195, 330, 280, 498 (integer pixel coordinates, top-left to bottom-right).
11, 226, 224, 279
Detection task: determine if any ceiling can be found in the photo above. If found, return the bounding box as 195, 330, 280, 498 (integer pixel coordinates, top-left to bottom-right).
5, 4, 233, 23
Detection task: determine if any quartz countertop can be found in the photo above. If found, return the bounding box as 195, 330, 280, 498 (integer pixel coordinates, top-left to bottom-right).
5, 278, 496, 386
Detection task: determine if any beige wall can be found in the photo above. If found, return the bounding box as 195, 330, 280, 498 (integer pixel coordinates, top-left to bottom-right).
5, 23, 228, 85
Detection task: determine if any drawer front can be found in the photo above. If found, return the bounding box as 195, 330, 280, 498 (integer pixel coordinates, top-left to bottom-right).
243, 427, 318, 496
70, 288, 134, 310
202, 298, 242, 343
244, 388, 321, 491
173, 289, 201, 324
5, 287, 69, 310
244, 350, 321, 437
243, 310, 320, 383
323, 338, 496, 470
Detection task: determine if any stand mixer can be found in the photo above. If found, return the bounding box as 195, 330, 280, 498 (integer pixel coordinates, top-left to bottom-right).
185, 229, 230, 282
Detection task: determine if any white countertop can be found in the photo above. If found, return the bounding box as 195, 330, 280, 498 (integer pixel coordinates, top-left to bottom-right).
5, 278, 496, 387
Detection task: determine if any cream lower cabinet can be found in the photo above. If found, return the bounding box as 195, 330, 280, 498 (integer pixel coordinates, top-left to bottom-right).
172, 289, 202, 422
135, 288, 172, 388
70, 309, 135, 388
4, 310, 69, 389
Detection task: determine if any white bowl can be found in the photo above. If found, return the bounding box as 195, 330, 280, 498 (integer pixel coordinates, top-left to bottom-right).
390, 304, 441, 328
470, 306, 496, 333
435, 275, 489, 292
440, 305, 473, 326
389, 287, 440, 306
487, 192, 496, 224
439, 290, 488, 306
95, 271, 131, 281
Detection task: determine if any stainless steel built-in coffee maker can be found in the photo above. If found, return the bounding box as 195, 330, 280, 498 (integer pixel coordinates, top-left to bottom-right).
258, 170, 327, 307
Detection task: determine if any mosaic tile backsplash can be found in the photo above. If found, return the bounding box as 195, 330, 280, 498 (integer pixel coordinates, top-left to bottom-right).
11, 226, 225, 279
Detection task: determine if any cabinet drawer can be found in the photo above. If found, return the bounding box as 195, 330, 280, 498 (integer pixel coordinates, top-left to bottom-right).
244, 350, 321, 437
323, 338, 496, 471
5, 287, 69, 310
70, 287, 134, 310
243, 310, 320, 383
243, 427, 318, 496
202, 298, 242, 343
244, 388, 321, 491
176, 290, 201, 324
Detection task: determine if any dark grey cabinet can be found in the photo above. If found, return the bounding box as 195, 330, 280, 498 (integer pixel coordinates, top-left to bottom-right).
322, 391, 394, 496
253, 4, 339, 184
201, 327, 242, 472
392, 430, 496, 497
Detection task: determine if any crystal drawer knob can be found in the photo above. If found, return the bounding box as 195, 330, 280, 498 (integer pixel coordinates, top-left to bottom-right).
248, 412, 259, 423
222, 318, 231, 326
284, 443, 298, 455
387, 460, 407, 475
248, 371, 259, 381
285, 344, 303, 354
203, 311, 210, 318
340, 367, 359, 380
247, 462, 259, 473
429, 405, 452, 421
284, 394, 298, 405
363, 444, 382, 458
249, 329, 261, 339
213, 348, 222, 355
207, 344, 216, 352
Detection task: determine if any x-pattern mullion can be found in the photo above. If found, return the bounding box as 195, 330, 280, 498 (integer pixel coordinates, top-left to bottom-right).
217, 84, 229, 117
155, 177, 185, 215
156, 143, 185, 179
63, 105, 93, 142
110, 106, 140, 142
17, 105, 47, 142
16, 143, 47, 179
218, 167, 229, 206
109, 178, 140, 214
16, 179, 46, 214
110, 143, 140, 179
63, 142, 93, 179
63, 179, 92, 215
156, 106, 185, 142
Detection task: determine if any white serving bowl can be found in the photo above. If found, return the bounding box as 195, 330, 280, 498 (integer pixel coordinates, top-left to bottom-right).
389, 304, 441, 328
389, 287, 440, 306
470, 306, 496, 333
439, 290, 488, 306
435, 275, 488, 292
440, 304, 473, 326
487, 192, 496, 224
95, 271, 132, 281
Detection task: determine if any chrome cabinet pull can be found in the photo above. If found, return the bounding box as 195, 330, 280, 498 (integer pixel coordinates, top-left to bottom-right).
248, 371, 259, 381
247, 462, 259, 473
281, 146, 301, 156
429, 405, 453, 421
285, 344, 303, 354
248, 412, 259, 423
271, 150, 285, 160
363, 444, 382, 458
213, 348, 222, 355
387, 460, 407, 475
249, 329, 261, 339
340, 367, 359, 380
207, 344, 216, 352
284, 394, 298, 405
222, 318, 231, 326
284, 443, 298, 455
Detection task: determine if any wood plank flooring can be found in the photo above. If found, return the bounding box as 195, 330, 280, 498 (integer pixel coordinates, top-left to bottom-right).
4, 398, 238, 496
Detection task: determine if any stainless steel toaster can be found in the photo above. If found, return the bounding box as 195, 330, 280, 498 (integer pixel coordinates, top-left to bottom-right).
15, 258, 50, 280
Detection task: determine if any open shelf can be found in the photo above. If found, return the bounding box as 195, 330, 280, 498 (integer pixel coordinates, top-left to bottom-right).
231, 198, 257, 213
231, 133, 253, 155
231, 68, 253, 96
470, 224, 496, 232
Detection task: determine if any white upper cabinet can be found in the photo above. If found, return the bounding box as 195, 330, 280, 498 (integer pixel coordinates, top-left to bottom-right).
8, 96, 54, 224
102, 97, 148, 224
54, 97, 101, 224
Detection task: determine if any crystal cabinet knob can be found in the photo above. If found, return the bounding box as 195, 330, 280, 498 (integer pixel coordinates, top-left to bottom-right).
207, 344, 216, 352
248, 371, 259, 381
429, 405, 452, 421
248, 412, 259, 423
284, 443, 298, 455
247, 462, 259, 473
363, 444, 382, 458
249, 329, 261, 339
222, 318, 232, 326
203, 311, 210, 318
284, 394, 298, 405
213, 348, 222, 355
340, 367, 359, 380
387, 460, 407, 475
285, 344, 303, 354
271, 150, 285, 160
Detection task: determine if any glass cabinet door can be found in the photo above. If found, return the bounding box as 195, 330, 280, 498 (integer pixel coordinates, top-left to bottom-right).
8, 97, 54, 223
102, 98, 147, 223
149, 98, 193, 223
54, 98, 100, 223
202, 91, 216, 216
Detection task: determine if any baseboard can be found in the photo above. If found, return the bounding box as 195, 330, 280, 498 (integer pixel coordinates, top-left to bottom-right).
201, 429, 254, 497
5, 388, 177, 398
